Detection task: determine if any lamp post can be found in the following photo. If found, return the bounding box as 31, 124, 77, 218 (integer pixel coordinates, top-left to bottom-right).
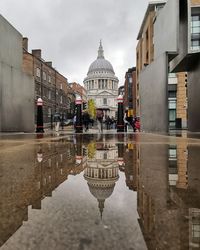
75, 96, 83, 133
117, 95, 124, 132
36, 98, 44, 133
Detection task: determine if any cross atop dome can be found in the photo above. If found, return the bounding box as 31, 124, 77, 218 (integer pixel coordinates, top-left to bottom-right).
97, 39, 104, 59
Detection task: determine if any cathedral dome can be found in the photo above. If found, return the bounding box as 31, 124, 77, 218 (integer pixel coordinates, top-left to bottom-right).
88, 182, 115, 201
87, 41, 115, 76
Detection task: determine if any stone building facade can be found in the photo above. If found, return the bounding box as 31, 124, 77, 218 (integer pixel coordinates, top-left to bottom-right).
23, 38, 75, 125
84, 42, 119, 118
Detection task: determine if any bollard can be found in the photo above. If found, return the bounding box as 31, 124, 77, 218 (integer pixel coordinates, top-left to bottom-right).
36, 98, 44, 133
117, 134, 125, 167
75, 96, 83, 133
117, 95, 124, 132
75, 135, 83, 165
37, 149, 43, 163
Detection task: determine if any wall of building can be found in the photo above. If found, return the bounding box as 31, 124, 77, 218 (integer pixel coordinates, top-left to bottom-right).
0, 64, 34, 132
0, 15, 34, 132
154, 0, 179, 59
136, 10, 155, 117
0, 15, 22, 69
140, 54, 168, 132
188, 58, 200, 131
191, 0, 200, 6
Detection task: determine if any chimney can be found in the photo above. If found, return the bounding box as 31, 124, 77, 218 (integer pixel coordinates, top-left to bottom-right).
23, 37, 28, 51
46, 61, 52, 67
32, 49, 42, 59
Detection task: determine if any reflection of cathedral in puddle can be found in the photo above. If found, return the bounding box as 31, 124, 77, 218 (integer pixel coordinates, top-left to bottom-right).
84, 140, 119, 218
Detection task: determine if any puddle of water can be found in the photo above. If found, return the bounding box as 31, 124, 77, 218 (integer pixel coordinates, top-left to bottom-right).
0, 134, 200, 250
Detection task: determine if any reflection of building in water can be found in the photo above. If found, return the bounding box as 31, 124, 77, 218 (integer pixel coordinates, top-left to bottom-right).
136, 143, 200, 250
168, 143, 188, 189
84, 140, 119, 218
121, 143, 137, 191
0, 138, 86, 247
189, 208, 200, 249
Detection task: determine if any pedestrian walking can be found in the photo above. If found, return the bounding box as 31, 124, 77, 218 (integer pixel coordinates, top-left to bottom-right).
123, 110, 129, 132
105, 116, 111, 130
96, 109, 104, 133
134, 117, 140, 132
54, 113, 61, 132
82, 111, 90, 132
111, 116, 116, 129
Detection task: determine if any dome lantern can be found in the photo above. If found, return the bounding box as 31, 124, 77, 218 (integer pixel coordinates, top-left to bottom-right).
97, 40, 104, 59
87, 42, 115, 76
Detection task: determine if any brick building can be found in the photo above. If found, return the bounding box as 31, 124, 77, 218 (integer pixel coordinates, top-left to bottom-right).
124, 67, 136, 117
22, 38, 75, 125
69, 82, 87, 109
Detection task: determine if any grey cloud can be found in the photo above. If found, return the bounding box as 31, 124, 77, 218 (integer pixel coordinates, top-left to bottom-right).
0, 0, 149, 84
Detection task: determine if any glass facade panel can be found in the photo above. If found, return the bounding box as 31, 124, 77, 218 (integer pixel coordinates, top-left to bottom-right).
168, 73, 178, 84
191, 14, 200, 51
168, 100, 176, 109
169, 109, 176, 121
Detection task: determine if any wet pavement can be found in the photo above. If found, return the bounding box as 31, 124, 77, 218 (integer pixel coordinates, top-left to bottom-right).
0, 132, 200, 250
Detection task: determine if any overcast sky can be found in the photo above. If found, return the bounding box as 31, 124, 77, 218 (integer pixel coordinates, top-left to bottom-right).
0, 0, 150, 85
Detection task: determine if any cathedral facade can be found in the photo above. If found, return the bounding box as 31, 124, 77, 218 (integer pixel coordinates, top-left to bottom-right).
84, 42, 119, 118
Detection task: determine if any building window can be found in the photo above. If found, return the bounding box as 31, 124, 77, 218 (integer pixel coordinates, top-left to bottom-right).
168, 146, 178, 186
168, 73, 178, 84
191, 40, 200, 50
48, 75, 51, 83
168, 99, 176, 109
103, 98, 107, 105
60, 95, 63, 104
169, 110, 176, 127
43, 72, 47, 81
192, 224, 200, 238
36, 68, 40, 77
60, 83, 63, 90
169, 90, 176, 98
168, 95, 176, 129
191, 14, 200, 51
191, 209, 200, 247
